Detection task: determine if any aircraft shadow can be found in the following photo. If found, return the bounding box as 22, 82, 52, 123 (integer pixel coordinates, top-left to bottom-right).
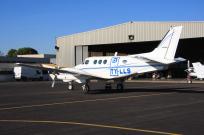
88, 87, 204, 94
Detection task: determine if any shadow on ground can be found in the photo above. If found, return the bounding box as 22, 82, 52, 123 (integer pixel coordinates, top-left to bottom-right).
88, 87, 204, 94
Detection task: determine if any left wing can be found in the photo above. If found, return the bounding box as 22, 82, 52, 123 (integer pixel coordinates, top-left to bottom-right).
16, 63, 97, 78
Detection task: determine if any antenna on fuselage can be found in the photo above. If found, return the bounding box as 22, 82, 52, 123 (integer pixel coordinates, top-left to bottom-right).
114, 52, 118, 56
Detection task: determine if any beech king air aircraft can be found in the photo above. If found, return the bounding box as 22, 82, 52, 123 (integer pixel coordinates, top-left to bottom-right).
186, 61, 204, 80
18, 26, 185, 93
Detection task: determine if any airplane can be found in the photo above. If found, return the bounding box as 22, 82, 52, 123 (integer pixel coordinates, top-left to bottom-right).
18, 26, 185, 93
185, 61, 204, 81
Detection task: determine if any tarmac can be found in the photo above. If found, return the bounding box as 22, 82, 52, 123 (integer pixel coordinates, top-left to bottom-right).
0, 80, 204, 135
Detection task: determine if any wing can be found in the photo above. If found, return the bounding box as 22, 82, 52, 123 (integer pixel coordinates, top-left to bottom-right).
16, 63, 97, 78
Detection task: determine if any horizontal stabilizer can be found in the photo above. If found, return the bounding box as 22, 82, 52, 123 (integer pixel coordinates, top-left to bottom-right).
136, 56, 186, 64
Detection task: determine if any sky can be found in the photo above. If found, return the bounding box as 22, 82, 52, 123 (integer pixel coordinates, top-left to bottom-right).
0, 0, 204, 55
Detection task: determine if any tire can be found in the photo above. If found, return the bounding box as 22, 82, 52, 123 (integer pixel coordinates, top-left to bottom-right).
187, 80, 192, 84
68, 84, 73, 90
82, 84, 89, 94
117, 83, 124, 92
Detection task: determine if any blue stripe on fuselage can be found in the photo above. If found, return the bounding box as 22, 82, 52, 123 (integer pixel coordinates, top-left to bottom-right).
80, 64, 164, 70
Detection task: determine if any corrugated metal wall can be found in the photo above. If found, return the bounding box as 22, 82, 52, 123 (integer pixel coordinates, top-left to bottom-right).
56, 22, 204, 67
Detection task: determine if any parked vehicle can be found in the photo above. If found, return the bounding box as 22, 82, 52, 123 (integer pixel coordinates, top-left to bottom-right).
14, 66, 43, 81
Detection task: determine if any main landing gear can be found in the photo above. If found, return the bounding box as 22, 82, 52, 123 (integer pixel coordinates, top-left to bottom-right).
116, 80, 124, 92
81, 80, 125, 94
116, 83, 124, 92
82, 83, 90, 94
105, 80, 124, 92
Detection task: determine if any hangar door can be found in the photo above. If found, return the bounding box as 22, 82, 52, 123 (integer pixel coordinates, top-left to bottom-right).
75, 46, 88, 65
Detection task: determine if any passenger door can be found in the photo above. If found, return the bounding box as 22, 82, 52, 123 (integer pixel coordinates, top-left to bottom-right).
110, 57, 120, 76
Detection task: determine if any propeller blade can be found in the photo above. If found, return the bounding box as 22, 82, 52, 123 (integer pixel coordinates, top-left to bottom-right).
51, 79, 55, 88
187, 60, 190, 69
51, 75, 56, 88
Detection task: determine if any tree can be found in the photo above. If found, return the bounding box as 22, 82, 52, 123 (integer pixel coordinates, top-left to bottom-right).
7, 47, 38, 57
17, 47, 38, 55
7, 49, 17, 57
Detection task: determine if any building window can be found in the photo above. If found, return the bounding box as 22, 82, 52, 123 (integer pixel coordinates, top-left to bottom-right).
55, 46, 59, 50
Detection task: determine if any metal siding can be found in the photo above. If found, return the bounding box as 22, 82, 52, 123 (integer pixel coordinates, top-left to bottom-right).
75, 46, 82, 65
59, 22, 204, 46
56, 37, 65, 67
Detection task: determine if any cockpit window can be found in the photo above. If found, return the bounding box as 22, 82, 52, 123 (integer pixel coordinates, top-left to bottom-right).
85, 60, 89, 64
98, 60, 102, 64
103, 60, 107, 64
93, 60, 97, 64
122, 60, 127, 64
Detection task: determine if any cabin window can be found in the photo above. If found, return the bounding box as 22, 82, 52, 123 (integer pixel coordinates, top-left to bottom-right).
122, 60, 127, 64
103, 60, 107, 64
93, 60, 97, 64
98, 60, 102, 64
85, 60, 89, 64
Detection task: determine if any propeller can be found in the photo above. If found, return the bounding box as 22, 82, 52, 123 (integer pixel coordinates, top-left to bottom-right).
51, 74, 56, 88
185, 60, 191, 73
50, 66, 60, 88
187, 60, 190, 70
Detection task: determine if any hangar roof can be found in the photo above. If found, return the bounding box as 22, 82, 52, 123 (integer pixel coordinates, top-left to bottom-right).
57, 21, 204, 46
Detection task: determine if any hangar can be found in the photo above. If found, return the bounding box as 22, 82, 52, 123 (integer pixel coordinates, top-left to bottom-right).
56, 22, 204, 73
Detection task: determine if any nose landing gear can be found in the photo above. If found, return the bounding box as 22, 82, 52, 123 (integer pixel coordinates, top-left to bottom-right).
68, 82, 73, 90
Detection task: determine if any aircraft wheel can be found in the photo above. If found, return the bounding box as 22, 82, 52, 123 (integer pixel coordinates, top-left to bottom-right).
82, 84, 90, 94
117, 83, 124, 92
68, 84, 73, 90
187, 80, 192, 84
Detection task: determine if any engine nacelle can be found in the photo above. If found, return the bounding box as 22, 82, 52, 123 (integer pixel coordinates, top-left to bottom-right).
57, 73, 76, 81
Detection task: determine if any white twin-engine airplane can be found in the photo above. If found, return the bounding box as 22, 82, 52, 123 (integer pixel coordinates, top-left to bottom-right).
186, 61, 204, 80
19, 26, 185, 93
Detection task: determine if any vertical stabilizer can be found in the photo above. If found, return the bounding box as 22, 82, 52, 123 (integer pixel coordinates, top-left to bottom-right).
151, 26, 183, 60
133, 26, 184, 64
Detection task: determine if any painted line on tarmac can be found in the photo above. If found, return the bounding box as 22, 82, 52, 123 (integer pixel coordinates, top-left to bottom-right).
0, 119, 182, 135
0, 93, 174, 111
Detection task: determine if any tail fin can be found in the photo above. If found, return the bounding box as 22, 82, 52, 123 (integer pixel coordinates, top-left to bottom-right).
136, 26, 183, 64
151, 26, 183, 60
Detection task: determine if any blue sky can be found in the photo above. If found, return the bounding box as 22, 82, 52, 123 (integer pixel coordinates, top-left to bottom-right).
0, 0, 203, 55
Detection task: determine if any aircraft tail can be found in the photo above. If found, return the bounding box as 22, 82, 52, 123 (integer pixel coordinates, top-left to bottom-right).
137, 26, 184, 64
151, 26, 183, 60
